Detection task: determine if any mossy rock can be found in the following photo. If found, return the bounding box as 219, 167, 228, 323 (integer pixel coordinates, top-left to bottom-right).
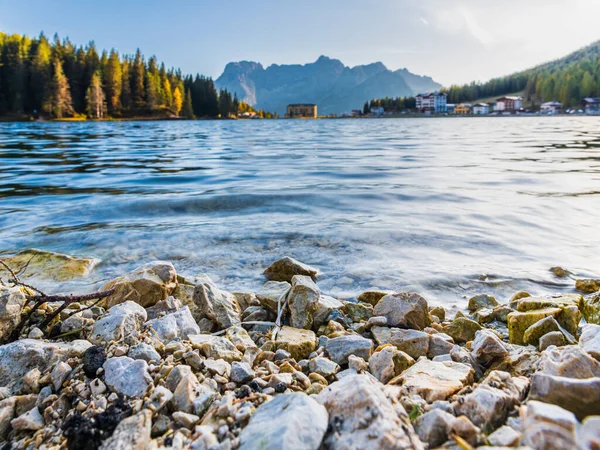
507, 307, 561, 345
341, 302, 373, 322
516, 294, 581, 312
580, 292, 600, 325
0, 249, 98, 281
274, 326, 317, 360
356, 291, 390, 306
430, 306, 446, 322
443, 317, 482, 343
522, 316, 561, 346
576, 279, 600, 294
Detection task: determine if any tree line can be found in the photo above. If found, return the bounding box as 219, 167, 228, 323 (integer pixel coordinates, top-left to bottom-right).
0, 31, 275, 119
365, 39, 600, 112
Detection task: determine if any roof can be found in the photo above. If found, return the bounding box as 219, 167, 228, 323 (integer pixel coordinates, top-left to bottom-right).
417, 91, 447, 97
541, 101, 562, 107
583, 98, 600, 104
287, 104, 316, 107
497, 96, 523, 101
474, 103, 489, 107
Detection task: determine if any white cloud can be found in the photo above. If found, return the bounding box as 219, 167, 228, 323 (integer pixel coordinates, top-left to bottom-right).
420, 17, 429, 26
457, 6, 494, 46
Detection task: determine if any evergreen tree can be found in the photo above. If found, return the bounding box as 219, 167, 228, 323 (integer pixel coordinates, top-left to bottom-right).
86, 71, 105, 118
182, 88, 194, 119
104, 49, 122, 114
48, 59, 74, 118
131, 49, 145, 108
363, 101, 369, 115
120, 57, 132, 111
29, 34, 52, 113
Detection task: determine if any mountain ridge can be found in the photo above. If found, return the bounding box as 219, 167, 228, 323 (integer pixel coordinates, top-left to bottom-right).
215, 56, 442, 115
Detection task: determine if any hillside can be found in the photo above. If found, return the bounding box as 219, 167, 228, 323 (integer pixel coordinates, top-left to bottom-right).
215, 56, 442, 115
446, 40, 600, 107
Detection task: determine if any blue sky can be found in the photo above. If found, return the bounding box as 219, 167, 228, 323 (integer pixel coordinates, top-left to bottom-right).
1, 0, 599, 86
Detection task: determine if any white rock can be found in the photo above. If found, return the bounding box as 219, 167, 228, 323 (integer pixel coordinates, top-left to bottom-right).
10, 406, 44, 431
147, 385, 173, 411
316, 374, 423, 449
0, 339, 91, 392
89, 301, 147, 345
0, 286, 26, 342
487, 425, 521, 447
471, 330, 508, 366
520, 400, 577, 450
394, 358, 474, 402
51, 362, 72, 391
90, 379, 107, 396
128, 343, 161, 362
27, 327, 43, 339
580, 324, 600, 361
308, 356, 340, 377
99, 409, 152, 450
239, 393, 328, 450
144, 306, 200, 342
578, 416, 600, 450
172, 411, 200, 429
189, 334, 243, 362
314, 295, 344, 328
192, 275, 241, 328
103, 357, 151, 397
373, 292, 431, 330
204, 359, 231, 378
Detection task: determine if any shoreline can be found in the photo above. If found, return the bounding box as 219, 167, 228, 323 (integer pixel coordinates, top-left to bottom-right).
1, 255, 599, 448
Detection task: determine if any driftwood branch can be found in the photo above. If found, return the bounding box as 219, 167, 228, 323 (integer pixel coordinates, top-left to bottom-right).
1, 258, 114, 343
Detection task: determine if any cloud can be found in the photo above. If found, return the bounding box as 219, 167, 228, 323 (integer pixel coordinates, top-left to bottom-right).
457, 6, 494, 46
420, 17, 429, 26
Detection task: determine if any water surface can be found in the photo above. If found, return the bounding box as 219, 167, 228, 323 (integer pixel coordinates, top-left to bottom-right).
1, 117, 599, 308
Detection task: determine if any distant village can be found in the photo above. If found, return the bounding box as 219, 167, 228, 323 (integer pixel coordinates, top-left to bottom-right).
284, 93, 600, 119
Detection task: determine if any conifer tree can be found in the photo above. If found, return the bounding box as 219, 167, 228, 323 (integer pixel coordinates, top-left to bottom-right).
173, 87, 183, 116
104, 49, 122, 114
86, 71, 105, 118
48, 59, 74, 118
182, 88, 194, 119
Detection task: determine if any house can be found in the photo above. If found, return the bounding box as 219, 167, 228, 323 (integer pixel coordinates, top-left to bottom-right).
496, 96, 523, 112
370, 106, 384, 116
540, 101, 562, 113
454, 103, 472, 114
472, 103, 490, 115
351, 110, 363, 117
446, 104, 456, 114
416, 91, 447, 113
286, 104, 317, 118
582, 98, 600, 114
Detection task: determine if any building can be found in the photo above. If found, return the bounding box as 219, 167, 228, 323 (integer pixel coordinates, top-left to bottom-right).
582, 98, 600, 114
454, 103, 472, 114
351, 110, 363, 117
416, 92, 447, 113
370, 106, 384, 116
496, 96, 523, 112
445, 104, 456, 114
472, 103, 490, 115
540, 101, 562, 113
286, 104, 317, 118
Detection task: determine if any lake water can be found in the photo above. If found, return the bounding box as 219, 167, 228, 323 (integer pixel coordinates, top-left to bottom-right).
1, 117, 599, 309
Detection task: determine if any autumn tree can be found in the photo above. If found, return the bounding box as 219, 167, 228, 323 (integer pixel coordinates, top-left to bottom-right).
47, 59, 74, 118
86, 71, 105, 118
173, 87, 183, 116
104, 49, 122, 114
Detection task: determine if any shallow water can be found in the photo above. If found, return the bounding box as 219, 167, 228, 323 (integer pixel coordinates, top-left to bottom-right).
1, 117, 599, 308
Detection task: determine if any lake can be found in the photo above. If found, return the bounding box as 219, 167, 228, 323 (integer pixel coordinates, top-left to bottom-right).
1, 117, 599, 309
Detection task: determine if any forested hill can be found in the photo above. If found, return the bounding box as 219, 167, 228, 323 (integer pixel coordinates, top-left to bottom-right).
0, 31, 272, 120
445, 40, 600, 106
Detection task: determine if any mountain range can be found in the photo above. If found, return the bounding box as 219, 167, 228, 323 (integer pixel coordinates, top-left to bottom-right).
215, 56, 442, 115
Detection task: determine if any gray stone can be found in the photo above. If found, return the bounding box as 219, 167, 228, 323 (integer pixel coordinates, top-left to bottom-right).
263, 256, 318, 283
428, 333, 454, 358
239, 393, 327, 450
487, 425, 521, 447
128, 343, 161, 362
471, 330, 508, 366
453, 370, 529, 428
288, 275, 320, 329
368, 346, 415, 384
536, 345, 600, 378
256, 281, 291, 314
578, 416, 600, 450
325, 334, 373, 365
415, 409, 455, 448
170, 369, 201, 413
172, 411, 199, 429
468, 294, 498, 311
89, 301, 147, 345
539, 331, 566, 351
192, 275, 241, 328
103, 261, 177, 308
189, 334, 243, 362
520, 400, 577, 450
230, 362, 255, 384
51, 362, 72, 391
308, 357, 340, 378
225, 326, 257, 350
145, 295, 182, 320
314, 295, 344, 328
373, 293, 431, 330
0, 339, 91, 392
317, 374, 423, 449
11, 406, 44, 431
0, 286, 27, 341
371, 326, 430, 359
144, 306, 200, 342
529, 372, 600, 420
99, 409, 152, 450
103, 357, 152, 397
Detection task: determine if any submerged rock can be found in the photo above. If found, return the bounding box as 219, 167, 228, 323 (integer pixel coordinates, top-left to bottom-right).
239, 393, 327, 450
192, 275, 241, 328
263, 256, 318, 283
576, 278, 600, 294
373, 293, 431, 330
316, 374, 423, 449
0, 249, 98, 281
103, 261, 177, 308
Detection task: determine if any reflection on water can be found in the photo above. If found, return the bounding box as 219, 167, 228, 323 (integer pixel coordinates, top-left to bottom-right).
1, 117, 599, 307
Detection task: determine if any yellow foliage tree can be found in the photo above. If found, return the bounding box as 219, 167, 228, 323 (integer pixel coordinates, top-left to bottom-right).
173, 87, 183, 116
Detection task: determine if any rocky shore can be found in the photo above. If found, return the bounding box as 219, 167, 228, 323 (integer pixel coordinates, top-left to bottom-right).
1, 254, 600, 449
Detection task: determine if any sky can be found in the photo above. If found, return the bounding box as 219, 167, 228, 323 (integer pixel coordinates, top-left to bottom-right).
1, 0, 600, 86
